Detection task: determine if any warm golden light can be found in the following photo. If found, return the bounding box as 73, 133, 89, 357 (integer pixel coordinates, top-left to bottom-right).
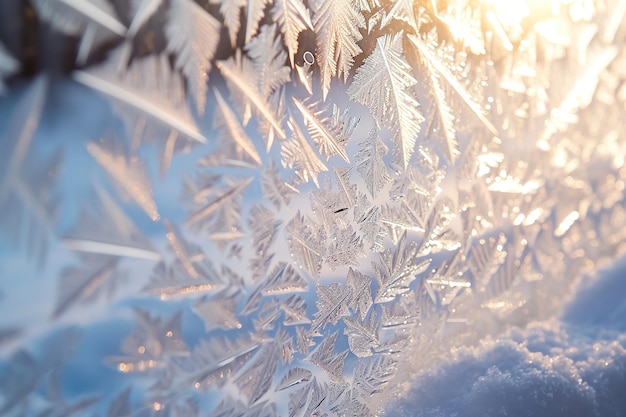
484, 0, 595, 27
437, 0, 574, 58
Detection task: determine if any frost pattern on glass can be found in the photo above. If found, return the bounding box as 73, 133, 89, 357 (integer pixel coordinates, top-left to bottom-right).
1, 1, 626, 417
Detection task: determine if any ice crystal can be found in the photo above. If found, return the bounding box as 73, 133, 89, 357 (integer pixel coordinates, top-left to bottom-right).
281, 118, 328, 187
325, 226, 364, 270
262, 263, 308, 295
312, 282, 352, 333
353, 355, 396, 396
108, 310, 188, 373
310, 0, 364, 99
261, 161, 299, 210
346, 267, 374, 321
74, 50, 206, 174
206, 89, 262, 167
63, 187, 159, 260
407, 34, 499, 136
245, 24, 292, 100
293, 98, 358, 163
165, 0, 220, 114
309, 331, 348, 381
272, 0, 313, 67
183, 176, 252, 241
278, 367, 312, 390
234, 345, 277, 405
355, 128, 390, 198
127, 0, 163, 38
373, 232, 429, 304
210, 0, 246, 48
217, 50, 287, 143
177, 335, 258, 389
281, 295, 310, 327
412, 49, 460, 164
0, 329, 82, 413
87, 139, 160, 221
344, 309, 380, 358
348, 33, 424, 169
143, 259, 223, 300
253, 297, 282, 331
248, 205, 280, 260
286, 210, 326, 277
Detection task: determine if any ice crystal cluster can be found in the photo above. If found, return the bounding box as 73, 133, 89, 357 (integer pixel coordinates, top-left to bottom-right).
0, 0, 626, 416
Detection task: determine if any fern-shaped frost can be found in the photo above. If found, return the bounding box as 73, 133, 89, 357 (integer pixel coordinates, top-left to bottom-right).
53, 255, 121, 319
272, 0, 313, 67
184, 177, 252, 232
62, 187, 159, 260
211, 0, 246, 47
407, 34, 498, 136
127, 0, 163, 37
245, 0, 272, 43
262, 263, 308, 295
326, 227, 364, 270
344, 310, 379, 358
0, 77, 56, 263
261, 161, 299, 209
217, 51, 287, 141
420, 63, 459, 164
312, 283, 352, 332
355, 128, 390, 198
211, 89, 262, 166
373, 232, 430, 303
245, 24, 292, 99
278, 367, 312, 390
281, 295, 311, 326
74, 48, 205, 143
178, 336, 259, 389
281, 119, 328, 187
74, 49, 207, 173
234, 345, 277, 405
346, 267, 373, 320
285, 211, 326, 278
31, 0, 126, 36
165, 0, 220, 114
310, 0, 365, 99
293, 98, 358, 163
143, 260, 224, 300
309, 332, 348, 382
87, 140, 160, 221
348, 33, 424, 169
353, 355, 396, 396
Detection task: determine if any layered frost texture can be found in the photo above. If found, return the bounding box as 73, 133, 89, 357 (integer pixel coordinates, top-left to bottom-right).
0, 1, 625, 416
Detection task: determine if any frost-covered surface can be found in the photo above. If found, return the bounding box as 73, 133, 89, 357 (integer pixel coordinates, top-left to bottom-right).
0, 1, 625, 416
391, 255, 626, 417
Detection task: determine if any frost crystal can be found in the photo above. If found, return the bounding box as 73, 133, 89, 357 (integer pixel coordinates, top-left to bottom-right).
348, 33, 424, 169
356, 128, 390, 198
165, 0, 220, 114
310, 0, 364, 99
271, 0, 313, 67
281, 118, 328, 187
